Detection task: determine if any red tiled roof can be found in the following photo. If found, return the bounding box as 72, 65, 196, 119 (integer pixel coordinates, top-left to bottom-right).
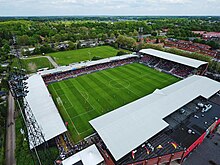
164, 40, 218, 57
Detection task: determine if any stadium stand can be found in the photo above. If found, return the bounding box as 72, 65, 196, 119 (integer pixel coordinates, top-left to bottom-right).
139, 49, 208, 78
39, 54, 138, 76
56, 133, 75, 160
41, 49, 208, 84
89, 76, 220, 165
40, 55, 138, 84
61, 144, 104, 165
42, 57, 137, 84
25, 74, 67, 148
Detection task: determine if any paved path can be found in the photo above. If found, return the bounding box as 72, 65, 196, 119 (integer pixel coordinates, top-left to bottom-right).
46, 56, 59, 68
21, 55, 59, 68
5, 92, 16, 165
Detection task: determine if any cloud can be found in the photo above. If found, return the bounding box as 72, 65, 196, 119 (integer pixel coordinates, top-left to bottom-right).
160, 0, 191, 4
0, 0, 219, 16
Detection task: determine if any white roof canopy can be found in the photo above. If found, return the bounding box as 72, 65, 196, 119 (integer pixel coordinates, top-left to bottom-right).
62, 144, 104, 165
90, 75, 220, 161
139, 49, 208, 68
39, 54, 138, 76
26, 74, 67, 148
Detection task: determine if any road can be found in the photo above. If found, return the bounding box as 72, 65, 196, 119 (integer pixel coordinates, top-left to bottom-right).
5, 92, 16, 165
21, 55, 59, 68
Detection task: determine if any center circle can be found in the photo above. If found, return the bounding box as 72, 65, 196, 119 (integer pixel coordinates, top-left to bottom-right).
109, 79, 130, 89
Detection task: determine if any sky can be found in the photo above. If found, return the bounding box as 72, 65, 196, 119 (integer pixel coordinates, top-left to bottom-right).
0, 0, 220, 16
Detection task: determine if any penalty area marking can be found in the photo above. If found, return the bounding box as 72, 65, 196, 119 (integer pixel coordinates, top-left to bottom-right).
71, 109, 95, 120
57, 96, 81, 135
78, 128, 93, 135
51, 85, 80, 135
56, 97, 62, 106
78, 90, 89, 101
54, 86, 95, 135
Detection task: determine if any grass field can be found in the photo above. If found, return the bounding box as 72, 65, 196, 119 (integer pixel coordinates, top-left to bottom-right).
48, 63, 180, 142
12, 57, 54, 73
48, 46, 131, 66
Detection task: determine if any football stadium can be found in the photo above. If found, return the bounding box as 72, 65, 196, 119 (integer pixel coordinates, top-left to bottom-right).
24, 48, 220, 165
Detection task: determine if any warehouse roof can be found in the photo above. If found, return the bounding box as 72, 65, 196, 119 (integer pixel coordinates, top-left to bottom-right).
39, 54, 138, 76
26, 74, 67, 148
89, 75, 220, 161
62, 144, 104, 165
139, 49, 208, 68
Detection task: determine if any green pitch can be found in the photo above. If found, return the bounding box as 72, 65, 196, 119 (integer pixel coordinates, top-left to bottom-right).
48, 46, 130, 66
48, 63, 179, 142
12, 57, 54, 73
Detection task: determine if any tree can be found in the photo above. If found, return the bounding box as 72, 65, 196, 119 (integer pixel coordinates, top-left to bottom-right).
116, 35, 136, 49
40, 44, 54, 54
92, 56, 102, 61
17, 35, 30, 46
116, 50, 128, 56
101, 34, 108, 41
116, 35, 126, 48
128, 32, 133, 37
2, 43, 10, 54
110, 33, 115, 39
33, 47, 41, 55
143, 43, 163, 51
53, 34, 62, 42
209, 61, 218, 73
126, 37, 136, 49
133, 30, 138, 37
1, 39, 9, 46
68, 41, 77, 50
207, 41, 219, 49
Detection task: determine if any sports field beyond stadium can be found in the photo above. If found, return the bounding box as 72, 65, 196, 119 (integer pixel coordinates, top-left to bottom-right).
48, 46, 131, 66
48, 63, 180, 142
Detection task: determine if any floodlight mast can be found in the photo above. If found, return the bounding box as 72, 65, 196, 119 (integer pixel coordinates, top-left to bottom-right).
17, 99, 43, 165
138, 27, 144, 43
9, 67, 44, 165
8, 36, 50, 165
